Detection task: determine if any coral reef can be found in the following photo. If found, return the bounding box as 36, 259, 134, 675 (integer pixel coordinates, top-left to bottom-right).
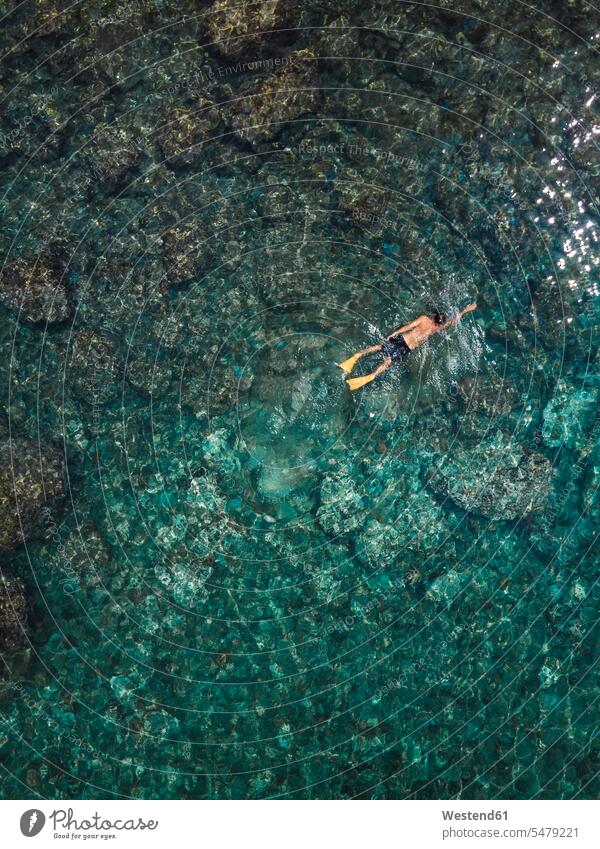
0, 245, 71, 325
227, 50, 321, 144
542, 383, 598, 450
206, 0, 296, 59
427, 432, 553, 521
317, 470, 366, 535
85, 124, 141, 192
157, 98, 221, 164
0, 572, 28, 654
0, 439, 64, 549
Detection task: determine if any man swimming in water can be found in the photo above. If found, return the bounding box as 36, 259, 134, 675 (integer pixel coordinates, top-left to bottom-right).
339, 303, 477, 390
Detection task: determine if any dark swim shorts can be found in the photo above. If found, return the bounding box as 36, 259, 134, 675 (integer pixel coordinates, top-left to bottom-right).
383, 334, 411, 362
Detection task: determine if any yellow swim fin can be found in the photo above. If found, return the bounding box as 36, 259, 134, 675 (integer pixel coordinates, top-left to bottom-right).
338, 353, 361, 374
346, 373, 377, 391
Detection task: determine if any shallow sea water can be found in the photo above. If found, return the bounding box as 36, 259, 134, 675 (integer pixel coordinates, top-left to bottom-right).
0, 0, 599, 799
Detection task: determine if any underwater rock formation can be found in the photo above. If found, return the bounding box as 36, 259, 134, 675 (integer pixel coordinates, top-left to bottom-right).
583, 440, 600, 527
427, 432, 553, 521
206, 367, 255, 414
542, 382, 597, 450
45, 521, 113, 593
205, 0, 296, 58
333, 167, 390, 235
0, 572, 28, 654
201, 426, 240, 477
425, 568, 471, 604
76, 255, 167, 333
0, 439, 64, 550
359, 487, 451, 567
227, 50, 320, 144
162, 225, 215, 287
67, 329, 122, 405
456, 372, 519, 417
157, 98, 221, 164
0, 246, 71, 325
85, 124, 141, 191
317, 470, 366, 535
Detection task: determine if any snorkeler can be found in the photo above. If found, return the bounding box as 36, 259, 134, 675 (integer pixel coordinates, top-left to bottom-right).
339, 303, 477, 390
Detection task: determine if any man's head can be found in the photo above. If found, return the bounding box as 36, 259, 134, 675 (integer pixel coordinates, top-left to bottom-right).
433, 311, 446, 325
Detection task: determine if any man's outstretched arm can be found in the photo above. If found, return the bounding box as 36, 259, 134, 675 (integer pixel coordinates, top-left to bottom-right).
440, 303, 477, 330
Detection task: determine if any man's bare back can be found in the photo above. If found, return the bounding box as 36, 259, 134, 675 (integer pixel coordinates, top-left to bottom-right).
339, 303, 477, 390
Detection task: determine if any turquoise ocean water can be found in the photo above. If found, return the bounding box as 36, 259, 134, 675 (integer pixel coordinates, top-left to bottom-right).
0, 1, 598, 799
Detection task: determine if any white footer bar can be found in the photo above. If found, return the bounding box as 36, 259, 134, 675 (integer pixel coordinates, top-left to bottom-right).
0, 799, 597, 848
